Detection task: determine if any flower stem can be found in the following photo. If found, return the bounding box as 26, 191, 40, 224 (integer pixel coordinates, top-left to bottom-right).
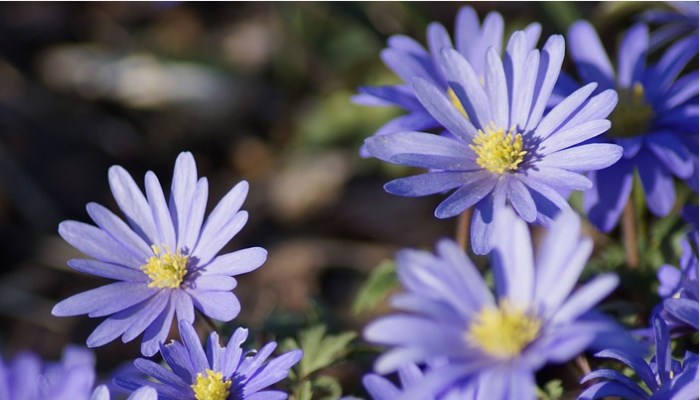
456, 208, 473, 250
197, 310, 221, 334
622, 198, 640, 269
575, 354, 591, 376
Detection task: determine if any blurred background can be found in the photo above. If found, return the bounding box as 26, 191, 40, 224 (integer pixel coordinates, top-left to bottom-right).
0, 2, 693, 398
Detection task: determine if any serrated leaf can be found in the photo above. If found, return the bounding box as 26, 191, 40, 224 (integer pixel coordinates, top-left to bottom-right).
352, 260, 397, 315
313, 375, 343, 400
297, 325, 357, 378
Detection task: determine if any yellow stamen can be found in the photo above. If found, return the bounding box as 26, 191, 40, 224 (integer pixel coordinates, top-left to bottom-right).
141, 245, 188, 289
609, 82, 655, 138
469, 125, 527, 174
191, 369, 232, 400
447, 88, 468, 118
467, 300, 541, 359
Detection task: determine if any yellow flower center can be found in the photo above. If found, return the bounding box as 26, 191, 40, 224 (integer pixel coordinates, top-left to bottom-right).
467, 301, 541, 359
140, 245, 188, 288
447, 87, 468, 118
469, 126, 527, 174
191, 369, 232, 400
608, 82, 655, 138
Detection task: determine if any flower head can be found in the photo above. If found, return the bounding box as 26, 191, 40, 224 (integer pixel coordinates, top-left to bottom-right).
365, 31, 622, 254
579, 315, 699, 400
0, 346, 155, 400
361, 363, 476, 400
52, 152, 268, 356
658, 230, 699, 333
354, 6, 541, 156
115, 321, 303, 400
559, 21, 698, 232
364, 209, 639, 399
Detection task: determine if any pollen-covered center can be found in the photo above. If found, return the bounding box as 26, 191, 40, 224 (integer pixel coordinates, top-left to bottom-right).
467, 301, 541, 359
469, 125, 527, 174
447, 88, 468, 118
192, 369, 232, 400
608, 82, 655, 138
141, 245, 188, 289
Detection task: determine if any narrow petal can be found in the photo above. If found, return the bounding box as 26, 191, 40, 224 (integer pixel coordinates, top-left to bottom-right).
522, 167, 592, 191
470, 181, 506, 255
539, 119, 612, 155
86, 202, 152, 260
665, 298, 700, 329
365, 131, 475, 171
385, 172, 479, 197
617, 24, 648, 89
108, 166, 157, 244
140, 300, 176, 357
484, 47, 509, 129
178, 178, 208, 254
121, 291, 170, 342
52, 282, 156, 317
538, 143, 623, 172
637, 151, 676, 217
178, 321, 209, 373
127, 386, 158, 400
507, 178, 537, 222
187, 290, 240, 322
584, 159, 634, 233
492, 207, 534, 305
144, 172, 176, 250
567, 21, 615, 88
169, 152, 198, 245
67, 259, 148, 282
526, 35, 565, 130
434, 173, 496, 218
202, 247, 267, 276
426, 22, 452, 80
412, 77, 478, 141
441, 48, 492, 129
59, 221, 144, 268
173, 289, 195, 324
594, 348, 658, 390
550, 274, 619, 324
455, 6, 479, 58
191, 275, 237, 291
534, 83, 598, 140
646, 132, 694, 179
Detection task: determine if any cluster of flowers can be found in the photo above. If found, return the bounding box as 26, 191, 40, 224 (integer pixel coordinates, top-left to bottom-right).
1, 153, 302, 399
352, 3, 699, 399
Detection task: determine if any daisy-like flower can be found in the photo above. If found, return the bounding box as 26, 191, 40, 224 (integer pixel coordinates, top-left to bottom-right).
364, 208, 639, 399
0, 346, 156, 400
558, 21, 698, 233
658, 231, 699, 332
115, 321, 303, 400
640, 1, 699, 51
52, 152, 267, 356
579, 315, 699, 400
362, 363, 476, 400
354, 6, 541, 156
365, 31, 622, 254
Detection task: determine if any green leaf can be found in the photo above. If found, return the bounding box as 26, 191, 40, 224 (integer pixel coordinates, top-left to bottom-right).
291, 380, 313, 400
536, 379, 564, 400
313, 375, 343, 400
352, 260, 397, 315
297, 325, 357, 378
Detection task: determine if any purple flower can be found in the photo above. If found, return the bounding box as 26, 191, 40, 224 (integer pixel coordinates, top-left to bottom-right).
52, 152, 267, 356
658, 231, 699, 332
579, 315, 699, 400
641, 1, 699, 51
354, 6, 541, 156
559, 21, 698, 233
362, 363, 476, 400
364, 208, 638, 399
0, 346, 155, 400
93, 386, 158, 400
115, 321, 303, 400
365, 30, 622, 254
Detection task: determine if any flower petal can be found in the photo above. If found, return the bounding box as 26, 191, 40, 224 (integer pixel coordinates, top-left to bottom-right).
202, 247, 267, 276
108, 166, 157, 244
52, 282, 156, 317
584, 159, 634, 233
187, 290, 240, 322
412, 77, 478, 141
538, 143, 623, 172
434, 172, 496, 218
567, 21, 615, 89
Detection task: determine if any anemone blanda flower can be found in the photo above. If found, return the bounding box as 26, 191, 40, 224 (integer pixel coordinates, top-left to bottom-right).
115, 321, 302, 400
555, 21, 698, 233
353, 6, 541, 156
579, 315, 699, 400
52, 152, 267, 356
362, 363, 476, 400
0, 346, 156, 400
364, 208, 640, 399
640, 1, 699, 51
658, 230, 699, 332
365, 30, 622, 254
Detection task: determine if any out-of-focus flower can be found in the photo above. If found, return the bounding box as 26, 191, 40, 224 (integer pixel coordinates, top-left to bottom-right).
641, 1, 699, 51
115, 321, 303, 400
366, 31, 621, 254
362, 363, 476, 400
579, 315, 699, 400
558, 21, 698, 233
364, 209, 638, 399
52, 152, 267, 356
0, 346, 155, 400
354, 6, 541, 156
658, 231, 699, 332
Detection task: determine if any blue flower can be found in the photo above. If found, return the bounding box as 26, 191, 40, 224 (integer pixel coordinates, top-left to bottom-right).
115, 321, 303, 400
354, 6, 541, 156
658, 230, 699, 332
364, 208, 639, 399
365, 31, 622, 254
579, 315, 699, 400
0, 346, 155, 400
558, 21, 698, 232
641, 1, 699, 51
362, 363, 476, 400
52, 152, 268, 356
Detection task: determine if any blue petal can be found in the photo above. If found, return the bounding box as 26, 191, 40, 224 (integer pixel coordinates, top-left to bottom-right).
567, 21, 615, 89
584, 159, 634, 233
617, 23, 649, 88
637, 150, 676, 217
434, 173, 496, 218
